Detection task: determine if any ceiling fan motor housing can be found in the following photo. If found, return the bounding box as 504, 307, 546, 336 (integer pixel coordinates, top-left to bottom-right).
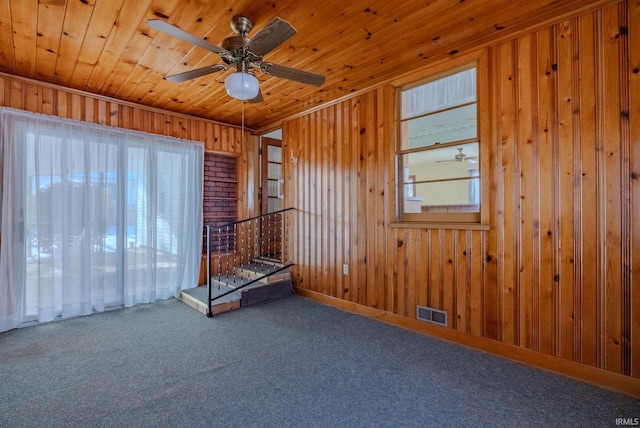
230, 16, 253, 36
222, 36, 250, 51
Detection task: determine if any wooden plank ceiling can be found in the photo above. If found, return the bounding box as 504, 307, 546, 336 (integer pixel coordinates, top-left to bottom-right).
0, 0, 611, 129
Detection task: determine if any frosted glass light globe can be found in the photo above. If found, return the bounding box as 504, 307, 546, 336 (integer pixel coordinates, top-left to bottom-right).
225, 71, 259, 100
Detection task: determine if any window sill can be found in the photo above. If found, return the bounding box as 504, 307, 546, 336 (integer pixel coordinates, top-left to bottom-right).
389, 222, 490, 231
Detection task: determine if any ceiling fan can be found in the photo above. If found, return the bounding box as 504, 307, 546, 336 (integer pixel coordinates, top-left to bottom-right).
146, 16, 326, 102
435, 148, 478, 164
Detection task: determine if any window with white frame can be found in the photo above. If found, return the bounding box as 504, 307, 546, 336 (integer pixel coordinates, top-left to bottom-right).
398, 66, 480, 223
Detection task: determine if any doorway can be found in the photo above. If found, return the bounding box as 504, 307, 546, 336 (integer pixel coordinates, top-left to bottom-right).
260, 133, 284, 259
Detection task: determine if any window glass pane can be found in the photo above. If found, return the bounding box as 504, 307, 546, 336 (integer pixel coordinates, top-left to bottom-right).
402, 179, 480, 213
267, 162, 282, 180
267, 145, 282, 163
25, 132, 122, 316
267, 179, 280, 197
268, 198, 283, 212
402, 143, 478, 180
401, 143, 479, 212
401, 68, 476, 119
400, 103, 477, 150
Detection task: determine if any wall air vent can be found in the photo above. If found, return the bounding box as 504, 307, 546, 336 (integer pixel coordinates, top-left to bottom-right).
416, 305, 448, 327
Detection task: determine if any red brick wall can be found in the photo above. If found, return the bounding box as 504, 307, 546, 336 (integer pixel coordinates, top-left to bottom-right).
203, 153, 238, 252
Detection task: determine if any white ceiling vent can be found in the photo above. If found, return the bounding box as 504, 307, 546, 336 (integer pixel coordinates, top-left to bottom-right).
416, 305, 448, 327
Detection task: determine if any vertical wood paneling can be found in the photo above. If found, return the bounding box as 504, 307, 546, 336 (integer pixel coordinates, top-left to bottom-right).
537, 26, 557, 356
310, 111, 319, 292
334, 103, 344, 299
577, 10, 600, 368
470, 232, 484, 337
602, 4, 624, 375
487, 47, 503, 342
339, 101, 350, 300
617, 2, 632, 377
284, 1, 638, 387
349, 98, 360, 303
10, 79, 23, 108
397, 229, 406, 316
406, 229, 418, 317
356, 96, 368, 306
417, 229, 428, 314
594, 8, 609, 371
376, 87, 389, 310
455, 230, 467, 332
364, 93, 377, 308
41, 87, 54, 116
321, 108, 329, 296
443, 230, 455, 325
497, 41, 519, 346
303, 113, 311, 290
629, 0, 640, 380
428, 229, 440, 310
556, 18, 577, 362
327, 105, 336, 298
517, 33, 537, 351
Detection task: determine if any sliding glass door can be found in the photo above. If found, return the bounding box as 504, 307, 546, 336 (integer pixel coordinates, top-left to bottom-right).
23, 131, 123, 319
0, 108, 203, 331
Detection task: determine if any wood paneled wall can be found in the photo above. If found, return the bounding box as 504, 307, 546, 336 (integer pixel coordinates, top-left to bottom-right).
0, 72, 256, 222
283, 0, 639, 389
489, 2, 636, 375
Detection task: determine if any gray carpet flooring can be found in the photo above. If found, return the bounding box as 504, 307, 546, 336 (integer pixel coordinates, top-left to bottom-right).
0, 295, 638, 427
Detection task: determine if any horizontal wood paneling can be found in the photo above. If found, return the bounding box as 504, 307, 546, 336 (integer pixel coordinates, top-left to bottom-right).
284, 0, 639, 391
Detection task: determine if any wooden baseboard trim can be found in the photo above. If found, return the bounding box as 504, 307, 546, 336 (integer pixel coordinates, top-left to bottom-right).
293, 287, 640, 399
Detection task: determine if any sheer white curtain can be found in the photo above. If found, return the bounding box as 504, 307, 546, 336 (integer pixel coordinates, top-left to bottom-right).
0, 107, 203, 332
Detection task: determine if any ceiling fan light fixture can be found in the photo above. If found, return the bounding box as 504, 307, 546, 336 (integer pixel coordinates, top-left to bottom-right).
225, 71, 260, 100
148, 17, 326, 103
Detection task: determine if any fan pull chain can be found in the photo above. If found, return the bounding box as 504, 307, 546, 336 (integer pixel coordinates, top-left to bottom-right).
241, 100, 245, 146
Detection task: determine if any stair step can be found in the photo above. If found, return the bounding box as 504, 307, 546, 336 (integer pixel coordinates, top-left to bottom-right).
179, 288, 241, 316
232, 266, 291, 284
241, 278, 292, 307
180, 282, 242, 316
252, 256, 282, 265
180, 272, 292, 316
